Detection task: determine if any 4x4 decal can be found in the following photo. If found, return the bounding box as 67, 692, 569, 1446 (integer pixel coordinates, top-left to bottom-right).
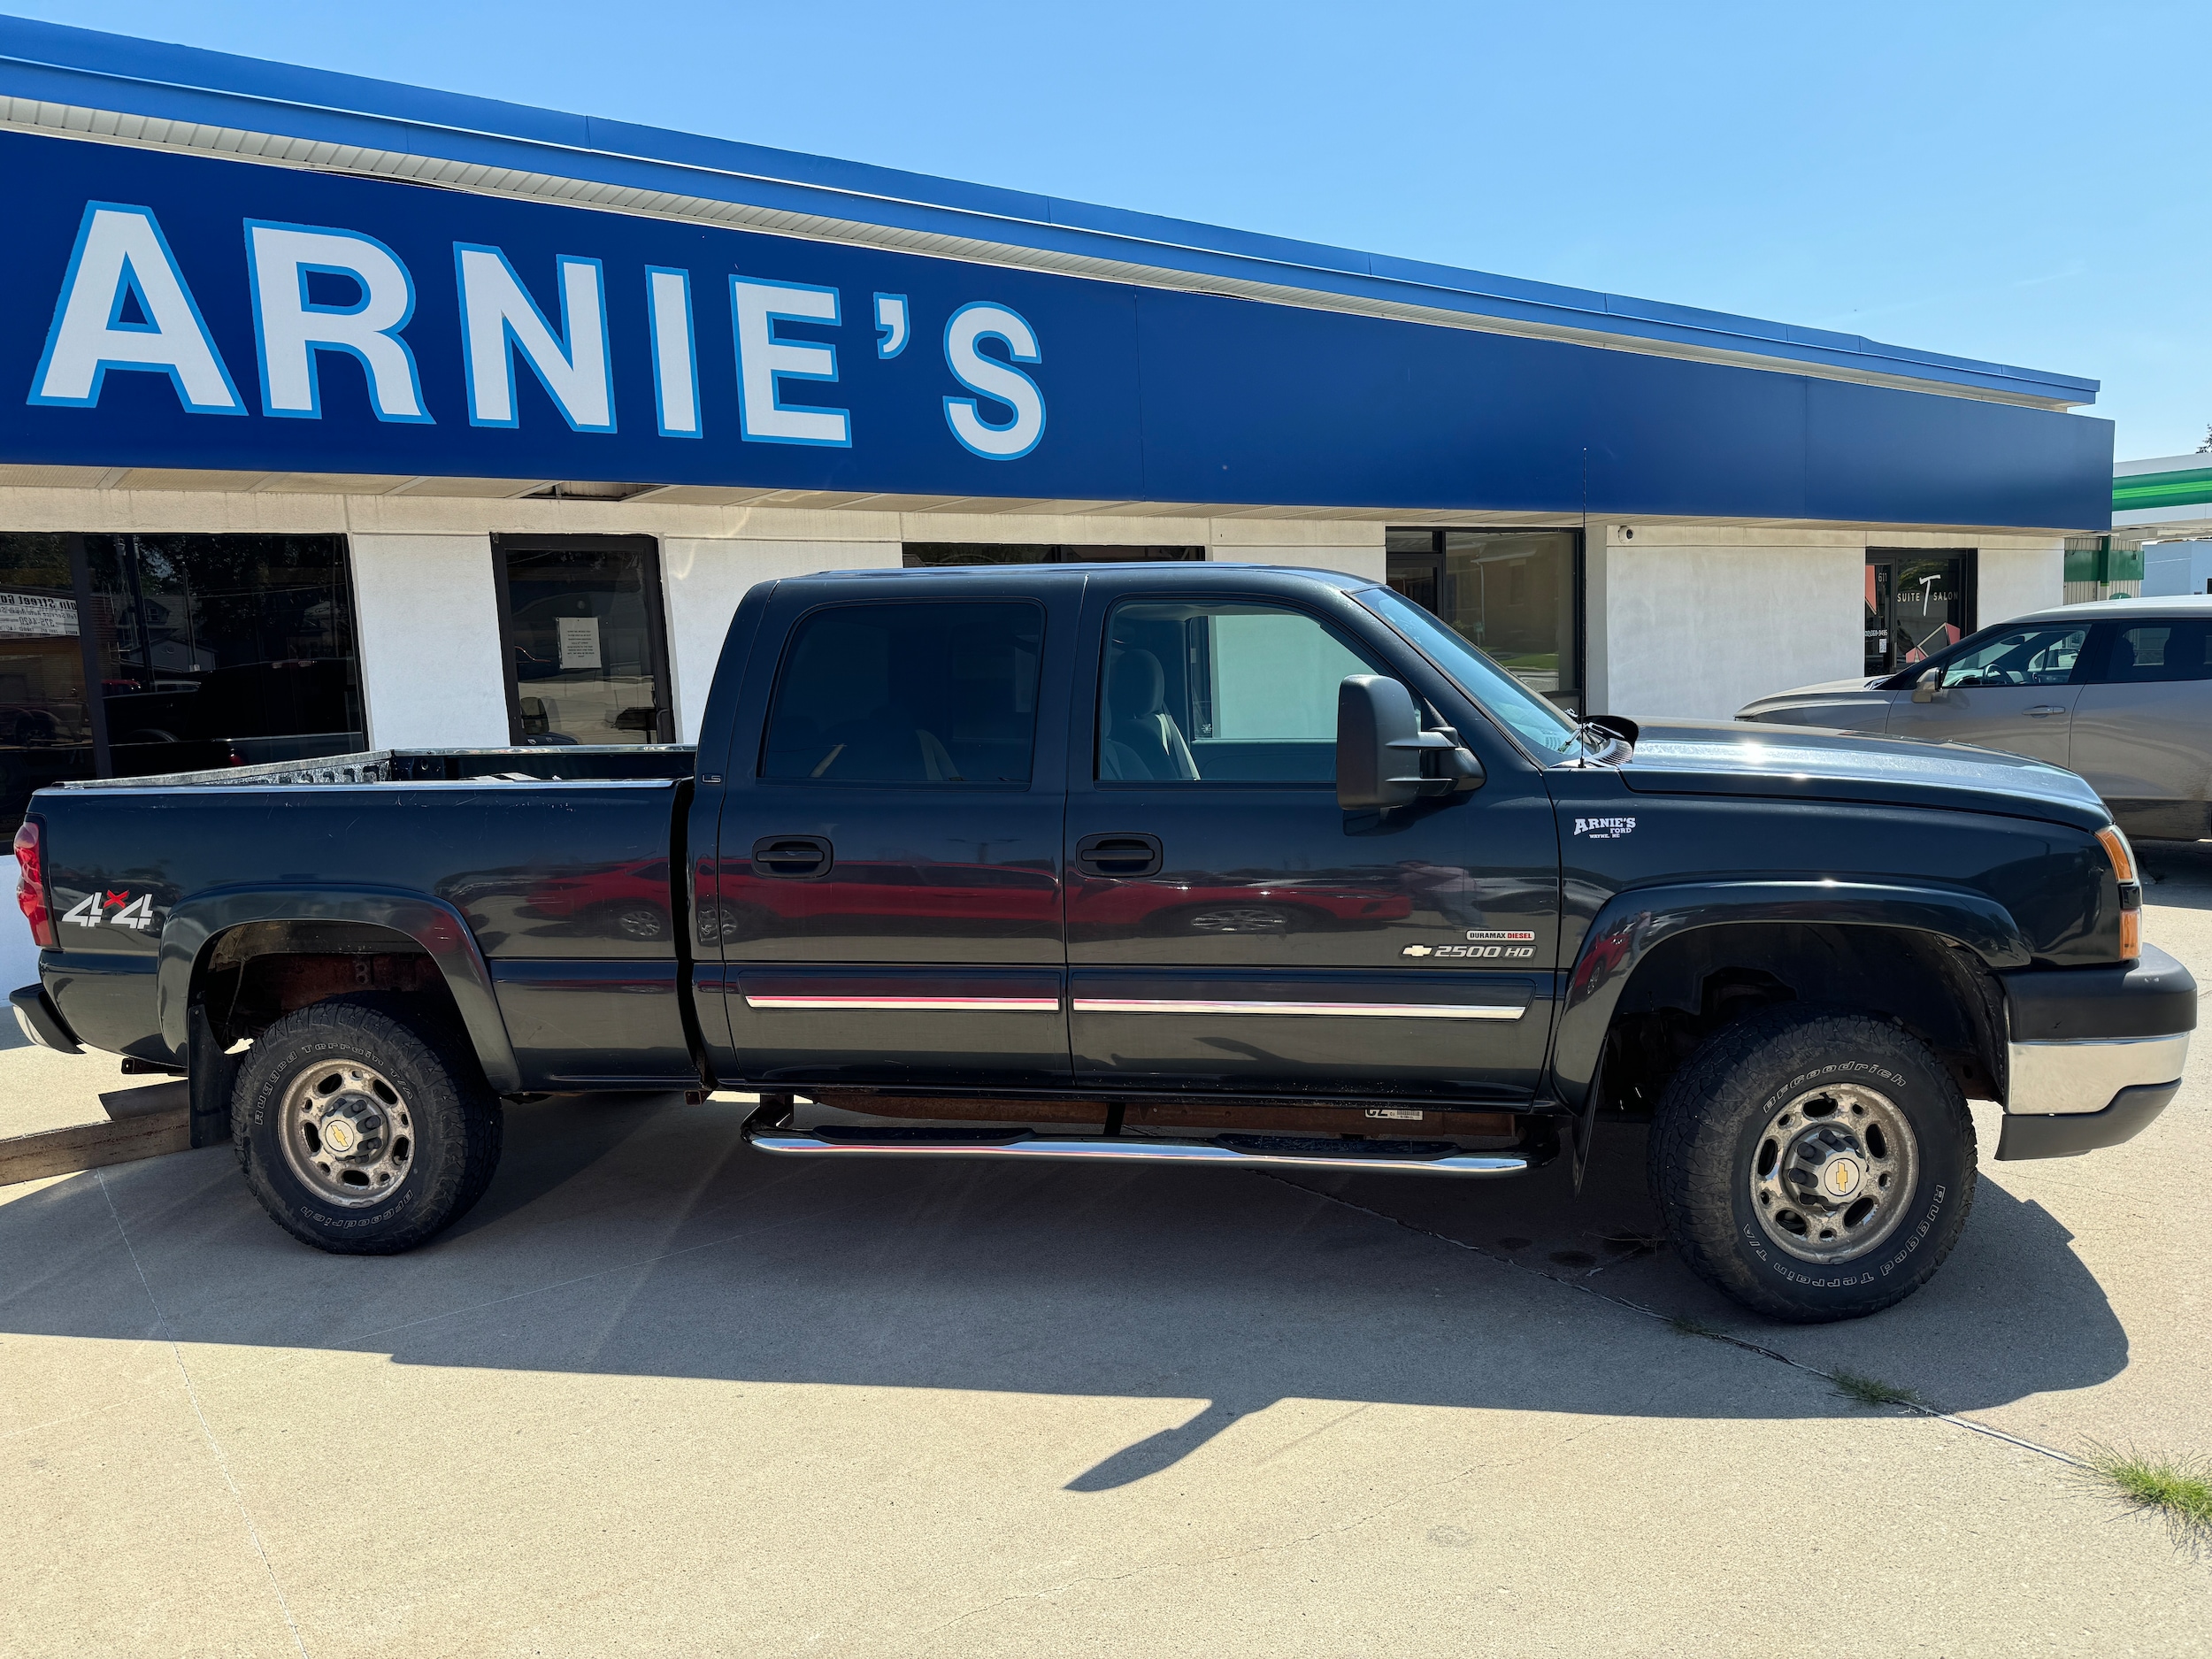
61, 889, 155, 931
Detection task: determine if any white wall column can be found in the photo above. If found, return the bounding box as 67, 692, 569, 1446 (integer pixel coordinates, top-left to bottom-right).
1207, 519, 1386, 582
1975, 541, 2065, 626
1590, 527, 1863, 720
347, 533, 511, 748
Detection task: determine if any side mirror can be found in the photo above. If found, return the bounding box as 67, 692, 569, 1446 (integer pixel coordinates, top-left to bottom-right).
1912, 668, 1944, 704
1337, 675, 1483, 810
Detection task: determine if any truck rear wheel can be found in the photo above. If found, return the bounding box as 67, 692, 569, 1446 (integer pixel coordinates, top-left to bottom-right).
231, 997, 503, 1255
1649, 1008, 1976, 1322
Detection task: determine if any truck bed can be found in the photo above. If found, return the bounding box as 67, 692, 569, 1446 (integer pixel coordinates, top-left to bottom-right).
35, 745, 701, 1089
58, 745, 695, 789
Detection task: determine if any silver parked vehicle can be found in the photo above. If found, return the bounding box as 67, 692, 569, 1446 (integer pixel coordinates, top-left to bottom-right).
1740, 595, 2212, 841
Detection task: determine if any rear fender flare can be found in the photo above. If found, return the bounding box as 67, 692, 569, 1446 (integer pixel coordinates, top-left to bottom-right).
1551, 879, 2028, 1118
157, 886, 522, 1093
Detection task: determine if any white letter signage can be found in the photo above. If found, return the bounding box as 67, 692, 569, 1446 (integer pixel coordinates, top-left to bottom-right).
455, 246, 615, 432
247, 220, 429, 423
30, 202, 243, 415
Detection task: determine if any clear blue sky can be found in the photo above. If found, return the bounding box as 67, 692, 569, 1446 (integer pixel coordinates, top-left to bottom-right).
16, 0, 2208, 459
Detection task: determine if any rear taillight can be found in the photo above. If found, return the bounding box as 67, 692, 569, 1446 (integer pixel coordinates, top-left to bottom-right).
2096, 825, 2140, 962
13, 819, 53, 948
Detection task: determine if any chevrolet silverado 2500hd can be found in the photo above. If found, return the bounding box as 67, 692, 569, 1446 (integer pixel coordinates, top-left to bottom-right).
11, 565, 2194, 1321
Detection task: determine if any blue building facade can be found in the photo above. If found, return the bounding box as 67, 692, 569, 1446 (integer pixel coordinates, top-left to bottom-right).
0, 16, 2113, 820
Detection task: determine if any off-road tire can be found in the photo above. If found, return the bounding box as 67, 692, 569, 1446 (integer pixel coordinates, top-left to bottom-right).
1649, 1007, 1976, 1322
232, 995, 504, 1255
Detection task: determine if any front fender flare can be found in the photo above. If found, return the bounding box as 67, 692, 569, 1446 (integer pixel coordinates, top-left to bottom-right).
157, 885, 523, 1093
1550, 879, 2028, 1116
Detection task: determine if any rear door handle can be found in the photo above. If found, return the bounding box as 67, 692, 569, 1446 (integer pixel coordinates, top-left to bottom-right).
1074, 833, 1163, 879
2024, 705, 2069, 718
751, 834, 833, 879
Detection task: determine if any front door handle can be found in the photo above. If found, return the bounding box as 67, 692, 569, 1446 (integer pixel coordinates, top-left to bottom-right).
2023, 705, 2069, 718
751, 835, 833, 879
1075, 833, 1163, 879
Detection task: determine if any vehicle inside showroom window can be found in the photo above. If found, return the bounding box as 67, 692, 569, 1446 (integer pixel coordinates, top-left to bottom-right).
493, 534, 675, 746
0, 531, 365, 833
1384, 528, 1583, 715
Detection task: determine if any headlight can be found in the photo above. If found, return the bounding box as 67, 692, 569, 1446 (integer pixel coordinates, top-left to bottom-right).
2095, 825, 2140, 961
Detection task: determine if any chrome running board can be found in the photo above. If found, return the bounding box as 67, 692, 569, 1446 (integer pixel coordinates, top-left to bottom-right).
743, 1122, 1530, 1177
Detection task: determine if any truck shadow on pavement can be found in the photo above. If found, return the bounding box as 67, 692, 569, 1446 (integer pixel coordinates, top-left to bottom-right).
0, 1091, 2129, 1491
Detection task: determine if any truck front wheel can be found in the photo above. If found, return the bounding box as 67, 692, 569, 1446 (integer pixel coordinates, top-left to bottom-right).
231, 997, 504, 1255
1649, 1008, 1977, 1322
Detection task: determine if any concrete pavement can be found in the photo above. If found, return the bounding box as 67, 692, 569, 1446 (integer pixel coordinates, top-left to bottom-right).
4, 854, 2209, 1655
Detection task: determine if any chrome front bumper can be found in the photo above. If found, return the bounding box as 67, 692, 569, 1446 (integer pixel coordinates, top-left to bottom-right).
2006, 1031, 2191, 1116
1998, 945, 2194, 1161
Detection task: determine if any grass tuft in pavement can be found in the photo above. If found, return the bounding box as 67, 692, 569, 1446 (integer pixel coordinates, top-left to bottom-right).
2082, 1441, 2212, 1545
1666, 1313, 1728, 1339
1828, 1367, 1923, 1409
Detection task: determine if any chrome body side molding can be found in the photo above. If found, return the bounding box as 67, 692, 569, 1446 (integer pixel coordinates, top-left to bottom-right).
1069, 998, 1524, 1020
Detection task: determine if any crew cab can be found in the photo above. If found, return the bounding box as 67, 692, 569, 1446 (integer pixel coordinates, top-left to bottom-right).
9, 565, 2195, 1322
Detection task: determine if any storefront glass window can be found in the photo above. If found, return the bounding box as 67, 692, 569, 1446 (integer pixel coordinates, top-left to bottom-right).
1386, 528, 1582, 713
494, 536, 675, 745
0, 534, 95, 832
85, 534, 365, 780
1865, 549, 1975, 678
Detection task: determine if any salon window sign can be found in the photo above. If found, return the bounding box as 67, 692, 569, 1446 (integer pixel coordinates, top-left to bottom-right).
0, 129, 1148, 495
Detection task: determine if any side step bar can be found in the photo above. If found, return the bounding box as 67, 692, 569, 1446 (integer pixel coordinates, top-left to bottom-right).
743, 1121, 1531, 1177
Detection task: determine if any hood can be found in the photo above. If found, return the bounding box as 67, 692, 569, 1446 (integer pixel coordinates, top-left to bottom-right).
1614, 718, 2108, 830
1736, 677, 1893, 733
1756, 676, 1886, 699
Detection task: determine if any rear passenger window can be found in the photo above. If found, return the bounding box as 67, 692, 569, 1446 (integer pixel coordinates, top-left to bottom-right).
2097, 621, 2212, 684
1098, 600, 1383, 784
761, 602, 1042, 785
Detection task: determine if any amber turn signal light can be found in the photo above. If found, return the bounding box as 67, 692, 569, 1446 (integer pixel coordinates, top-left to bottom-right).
2096, 825, 2141, 961
2094, 825, 2136, 886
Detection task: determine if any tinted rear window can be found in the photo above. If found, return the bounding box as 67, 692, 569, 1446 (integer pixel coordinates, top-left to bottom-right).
761, 601, 1043, 785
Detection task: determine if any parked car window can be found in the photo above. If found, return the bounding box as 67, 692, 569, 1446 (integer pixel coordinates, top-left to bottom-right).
1098, 600, 1383, 784
1934, 625, 2087, 688
761, 601, 1042, 785
2095, 621, 2212, 684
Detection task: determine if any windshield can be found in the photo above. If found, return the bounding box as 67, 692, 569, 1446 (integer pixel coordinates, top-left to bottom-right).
1356, 586, 1582, 758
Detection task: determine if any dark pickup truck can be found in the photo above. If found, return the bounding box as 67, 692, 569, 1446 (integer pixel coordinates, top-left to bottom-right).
10, 565, 2196, 1321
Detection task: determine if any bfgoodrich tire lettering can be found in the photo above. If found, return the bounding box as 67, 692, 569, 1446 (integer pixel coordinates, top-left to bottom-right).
1649, 1007, 1977, 1322
232, 995, 503, 1256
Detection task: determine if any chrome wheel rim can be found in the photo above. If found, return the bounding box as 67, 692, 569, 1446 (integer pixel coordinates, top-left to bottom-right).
279, 1060, 415, 1208
1747, 1082, 1918, 1264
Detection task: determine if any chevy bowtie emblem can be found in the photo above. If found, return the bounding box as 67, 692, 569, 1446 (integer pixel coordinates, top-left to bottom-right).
1401, 944, 1434, 956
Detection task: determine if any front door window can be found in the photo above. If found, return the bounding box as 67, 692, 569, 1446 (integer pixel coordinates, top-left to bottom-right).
1867, 550, 1974, 677
1099, 601, 1374, 785
1935, 624, 2087, 689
